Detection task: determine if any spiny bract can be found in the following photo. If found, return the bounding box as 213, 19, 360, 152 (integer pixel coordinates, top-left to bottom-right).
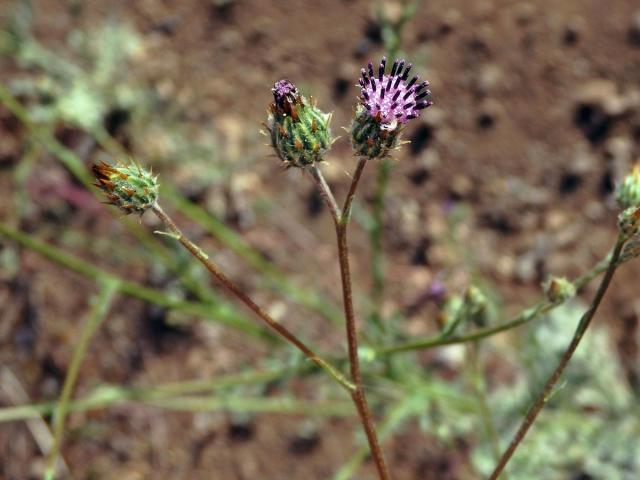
92, 161, 158, 214
266, 79, 332, 168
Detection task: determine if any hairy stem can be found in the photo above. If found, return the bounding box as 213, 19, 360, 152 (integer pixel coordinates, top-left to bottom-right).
44, 283, 117, 480
488, 235, 626, 479
150, 203, 354, 392
312, 160, 391, 480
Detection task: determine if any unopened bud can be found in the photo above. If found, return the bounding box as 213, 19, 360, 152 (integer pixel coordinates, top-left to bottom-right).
618, 206, 640, 239
266, 79, 332, 168
464, 286, 489, 327
616, 164, 640, 210
542, 276, 576, 303
92, 161, 158, 214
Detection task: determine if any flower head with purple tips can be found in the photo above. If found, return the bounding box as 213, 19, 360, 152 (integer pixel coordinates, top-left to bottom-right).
350, 57, 432, 159
358, 57, 432, 130
272, 79, 301, 116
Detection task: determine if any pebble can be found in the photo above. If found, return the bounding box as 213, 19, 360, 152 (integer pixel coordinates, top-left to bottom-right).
629, 11, 640, 46
575, 79, 626, 117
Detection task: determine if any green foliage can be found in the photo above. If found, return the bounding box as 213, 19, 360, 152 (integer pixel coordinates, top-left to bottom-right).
2, 16, 144, 129
473, 302, 639, 479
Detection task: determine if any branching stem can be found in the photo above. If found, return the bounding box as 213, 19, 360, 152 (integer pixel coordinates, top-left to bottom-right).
150, 203, 354, 393
312, 159, 391, 480
488, 235, 626, 479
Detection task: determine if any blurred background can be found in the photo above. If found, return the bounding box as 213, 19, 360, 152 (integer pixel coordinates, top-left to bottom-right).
1, 0, 640, 479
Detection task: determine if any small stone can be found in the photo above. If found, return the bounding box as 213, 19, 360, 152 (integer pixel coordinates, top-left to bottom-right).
477, 64, 504, 95
289, 421, 320, 455
513, 2, 536, 26
476, 99, 503, 129
629, 11, 640, 46
574, 80, 626, 143
450, 174, 474, 199
575, 80, 626, 117
438, 9, 461, 35
514, 252, 537, 283
563, 15, 586, 45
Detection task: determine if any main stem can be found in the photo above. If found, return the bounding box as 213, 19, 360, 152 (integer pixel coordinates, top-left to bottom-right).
151, 203, 354, 393
313, 160, 391, 480
488, 236, 626, 480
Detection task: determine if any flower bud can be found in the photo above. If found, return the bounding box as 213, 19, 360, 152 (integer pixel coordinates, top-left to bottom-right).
618, 206, 640, 239
266, 79, 332, 168
616, 164, 640, 209
464, 285, 489, 327
92, 161, 158, 214
351, 57, 432, 159
542, 276, 576, 303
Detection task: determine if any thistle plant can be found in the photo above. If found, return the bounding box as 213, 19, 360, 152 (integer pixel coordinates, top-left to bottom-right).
4, 29, 636, 476
83, 57, 640, 480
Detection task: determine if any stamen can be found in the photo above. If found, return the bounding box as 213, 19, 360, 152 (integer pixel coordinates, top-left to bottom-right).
378, 57, 386, 80
402, 63, 412, 80
390, 59, 398, 77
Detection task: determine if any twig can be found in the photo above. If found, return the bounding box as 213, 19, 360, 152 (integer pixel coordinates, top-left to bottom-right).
375, 247, 614, 356
488, 235, 626, 479
150, 202, 354, 393
312, 160, 391, 480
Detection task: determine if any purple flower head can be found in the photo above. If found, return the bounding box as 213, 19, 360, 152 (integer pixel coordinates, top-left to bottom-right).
357, 57, 432, 130
271, 79, 302, 116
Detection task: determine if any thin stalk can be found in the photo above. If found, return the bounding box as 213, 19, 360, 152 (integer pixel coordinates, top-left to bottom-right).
333, 397, 413, 480
0, 367, 297, 423
488, 235, 626, 480
375, 247, 614, 356
0, 391, 352, 423
312, 160, 391, 480
44, 282, 117, 480
467, 344, 503, 473
150, 202, 354, 393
